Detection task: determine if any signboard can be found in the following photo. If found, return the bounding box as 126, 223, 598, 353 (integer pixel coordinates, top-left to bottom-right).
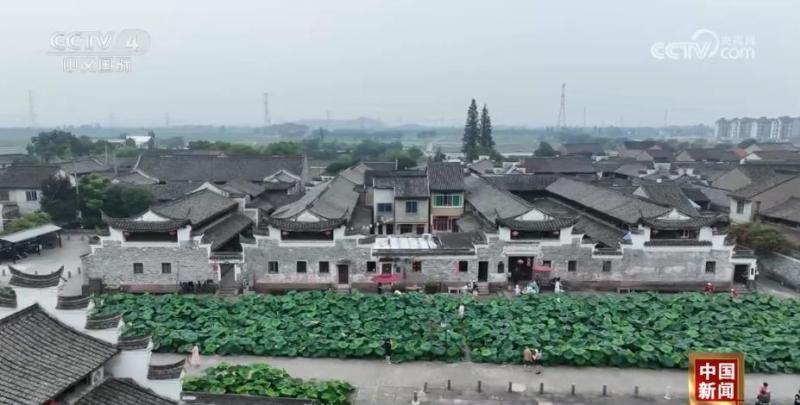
688, 352, 745, 404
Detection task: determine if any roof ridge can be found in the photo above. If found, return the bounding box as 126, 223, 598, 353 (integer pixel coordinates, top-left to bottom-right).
0, 302, 118, 350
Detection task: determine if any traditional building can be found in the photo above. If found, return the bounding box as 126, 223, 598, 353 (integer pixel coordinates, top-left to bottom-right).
83, 189, 253, 294
0, 266, 183, 404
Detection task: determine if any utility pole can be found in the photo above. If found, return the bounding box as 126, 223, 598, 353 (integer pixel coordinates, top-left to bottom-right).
263, 92, 270, 135
28, 90, 37, 128
556, 83, 567, 129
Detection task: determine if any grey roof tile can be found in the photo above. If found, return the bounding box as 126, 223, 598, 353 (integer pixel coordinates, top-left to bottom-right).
0, 165, 59, 189
546, 177, 670, 224
427, 162, 465, 191
201, 213, 253, 250
520, 156, 596, 174
76, 378, 177, 405
0, 304, 118, 405
134, 155, 303, 183
151, 189, 237, 225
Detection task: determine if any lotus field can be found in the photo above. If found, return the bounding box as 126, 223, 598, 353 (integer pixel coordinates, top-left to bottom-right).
95, 291, 800, 372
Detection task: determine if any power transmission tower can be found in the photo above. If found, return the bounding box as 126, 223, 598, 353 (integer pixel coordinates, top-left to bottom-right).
28, 90, 37, 128
556, 83, 567, 128
263, 92, 271, 134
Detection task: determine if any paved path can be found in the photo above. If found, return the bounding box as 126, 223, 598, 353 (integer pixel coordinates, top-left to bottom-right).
154, 354, 800, 404
0, 235, 88, 295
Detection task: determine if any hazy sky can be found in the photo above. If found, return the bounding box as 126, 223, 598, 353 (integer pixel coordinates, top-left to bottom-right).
0, 0, 798, 127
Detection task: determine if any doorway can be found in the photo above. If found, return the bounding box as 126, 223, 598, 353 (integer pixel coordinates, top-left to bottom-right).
733, 264, 749, 283
478, 261, 489, 282
337, 264, 349, 284
381, 262, 393, 274
508, 256, 535, 284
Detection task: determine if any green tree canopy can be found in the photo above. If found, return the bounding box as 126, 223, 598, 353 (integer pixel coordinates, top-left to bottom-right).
729, 223, 794, 253
478, 104, 494, 149
40, 176, 78, 224
4, 212, 51, 234
102, 185, 153, 218
462, 99, 480, 161
78, 174, 111, 228
534, 141, 558, 157
28, 130, 81, 162
263, 141, 303, 156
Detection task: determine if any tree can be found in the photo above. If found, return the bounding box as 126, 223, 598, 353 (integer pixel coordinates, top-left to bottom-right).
102, 185, 153, 218
263, 141, 303, 156
3, 212, 51, 234
478, 104, 494, 149
159, 136, 185, 149
433, 147, 446, 162
188, 140, 214, 150
729, 223, 794, 253
534, 141, 558, 157
462, 99, 480, 162
146, 130, 156, 149
78, 174, 111, 228
40, 177, 78, 223
28, 130, 80, 162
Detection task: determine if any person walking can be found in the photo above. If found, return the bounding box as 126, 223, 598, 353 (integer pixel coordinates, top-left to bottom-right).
532, 348, 542, 374
514, 284, 521, 296
189, 344, 201, 367
458, 304, 465, 319
522, 347, 533, 371
793, 388, 800, 405
377, 282, 384, 295
383, 338, 393, 364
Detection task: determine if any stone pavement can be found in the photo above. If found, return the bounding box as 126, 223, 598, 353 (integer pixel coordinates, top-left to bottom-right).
153, 354, 800, 404
0, 234, 89, 295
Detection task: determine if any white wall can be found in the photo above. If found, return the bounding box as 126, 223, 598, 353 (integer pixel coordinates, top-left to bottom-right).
729, 198, 753, 223
8, 189, 42, 214
373, 188, 395, 227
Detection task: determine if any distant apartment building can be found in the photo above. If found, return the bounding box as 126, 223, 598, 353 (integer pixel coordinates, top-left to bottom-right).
717, 116, 800, 141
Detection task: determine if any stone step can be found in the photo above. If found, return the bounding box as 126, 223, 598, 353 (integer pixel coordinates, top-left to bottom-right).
217, 287, 239, 297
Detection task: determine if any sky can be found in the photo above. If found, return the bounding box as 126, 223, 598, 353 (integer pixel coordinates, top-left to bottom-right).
0, 0, 798, 128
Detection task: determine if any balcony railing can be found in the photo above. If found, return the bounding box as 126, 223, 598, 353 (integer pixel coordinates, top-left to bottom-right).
644, 239, 712, 247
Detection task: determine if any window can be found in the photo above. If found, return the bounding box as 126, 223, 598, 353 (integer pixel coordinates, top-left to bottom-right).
416, 224, 425, 234
735, 200, 744, 214
412, 261, 422, 272
567, 260, 577, 272
161, 263, 171, 274
385, 224, 394, 234
497, 262, 505, 273
458, 261, 468, 272
399, 224, 413, 234
602, 261, 612, 272
133, 263, 143, 274
381, 262, 393, 274
433, 194, 462, 208
405, 201, 418, 213
377, 203, 393, 213
25, 191, 38, 201
705, 261, 716, 274
296, 261, 307, 273
433, 217, 452, 231
366, 261, 376, 272
0, 190, 8, 201
542, 260, 552, 269
268, 261, 279, 274
319, 261, 330, 273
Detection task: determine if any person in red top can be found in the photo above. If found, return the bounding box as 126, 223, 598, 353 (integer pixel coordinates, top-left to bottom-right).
703, 283, 714, 294
757, 382, 770, 404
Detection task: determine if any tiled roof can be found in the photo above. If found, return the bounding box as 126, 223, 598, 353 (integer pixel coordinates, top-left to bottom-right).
0, 165, 59, 189
760, 197, 800, 223
0, 304, 118, 405
678, 148, 740, 162
546, 177, 670, 225
749, 150, 800, 161
134, 154, 304, 183
373, 172, 429, 198
147, 360, 186, 380
220, 179, 267, 197
267, 217, 346, 232
496, 217, 577, 231
137, 182, 197, 201
59, 158, 111, 175
573, 215, 625, 248
641, 215, 726, 230
463, 174, 531, 222
487, 174, 559, 191
151, 189, 238, 225
427, 162, 465, 191
271, 176, 358, 222
201, 213, 253, 250
9, 266, 63, 288
102, 212, 190, 232
729, 172, 797, 199
637, 183, 700, 216
75, 378, 177, 405
520, 156, 596, 174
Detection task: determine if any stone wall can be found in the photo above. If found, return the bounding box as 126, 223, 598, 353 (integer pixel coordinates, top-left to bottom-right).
83, 241, 212, 292
758, 252, 800, 290
246, 233, 740, 292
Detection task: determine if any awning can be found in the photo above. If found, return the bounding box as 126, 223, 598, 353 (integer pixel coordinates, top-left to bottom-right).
532, 265, 552, 273
371, 273, 402, 284
0, 223, 62, 244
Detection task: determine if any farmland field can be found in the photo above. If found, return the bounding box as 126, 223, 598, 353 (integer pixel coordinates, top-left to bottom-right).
95, 291, 800, 373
